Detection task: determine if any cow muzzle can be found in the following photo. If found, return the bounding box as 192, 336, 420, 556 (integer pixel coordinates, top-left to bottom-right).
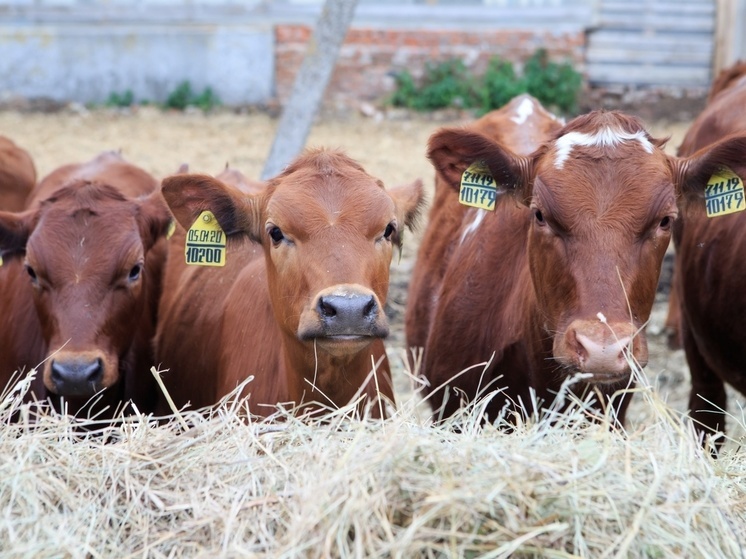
554, 319, 648, 384
298, 285, 389, 355
44, 350, 114, 397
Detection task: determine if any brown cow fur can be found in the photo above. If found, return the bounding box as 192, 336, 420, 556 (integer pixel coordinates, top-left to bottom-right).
669, 61, 746, 444
156, 149, 424, 417
405, 95, 562, 367
410, 99, 746, 426
0, 152, 172, 417
0, 135, 36, 212
406, 94, 563, 368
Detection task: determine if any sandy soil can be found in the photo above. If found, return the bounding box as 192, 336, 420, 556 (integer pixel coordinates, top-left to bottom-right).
3, 106, 741, 431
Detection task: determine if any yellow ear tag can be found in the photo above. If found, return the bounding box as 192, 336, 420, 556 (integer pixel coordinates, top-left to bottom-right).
705, 167, 745, 218
0, 254, 3, 267
166, 220, 176, 240
459, 160, 496, 211
185, 210, 226, 267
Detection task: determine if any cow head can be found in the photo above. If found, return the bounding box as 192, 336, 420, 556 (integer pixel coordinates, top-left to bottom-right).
162, 150, 424, 358
428, 110, 746, 385
0, 181, 172, 397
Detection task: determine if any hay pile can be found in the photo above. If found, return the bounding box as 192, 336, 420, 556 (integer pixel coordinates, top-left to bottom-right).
1, 364, 744, 559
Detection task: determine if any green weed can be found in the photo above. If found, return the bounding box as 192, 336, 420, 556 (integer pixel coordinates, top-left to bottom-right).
165, 81, 221, 111
389, 48, 582, 115
105, 89, 135, 108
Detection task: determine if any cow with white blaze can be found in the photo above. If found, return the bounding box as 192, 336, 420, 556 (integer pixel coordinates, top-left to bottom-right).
409, 108, 746, 424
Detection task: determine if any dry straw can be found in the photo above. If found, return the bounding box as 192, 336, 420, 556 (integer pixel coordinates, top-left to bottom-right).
0, 357, 744, 559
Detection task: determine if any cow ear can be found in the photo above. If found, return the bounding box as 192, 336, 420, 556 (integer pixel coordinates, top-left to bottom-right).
388, 178, 426, 233
427, 128, 533, 202
674, 134, 746, 208
160, 174, 262, 241
0, 209, 35, 258
136, 191, 175, 251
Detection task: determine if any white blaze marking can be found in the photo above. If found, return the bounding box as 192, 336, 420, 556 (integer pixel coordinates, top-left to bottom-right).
553, 127, 654, 169
510, 97, 535, 124
459, 208, 487, 245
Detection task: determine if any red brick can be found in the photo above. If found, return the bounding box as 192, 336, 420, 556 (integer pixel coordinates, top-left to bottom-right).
274, 26, 585, 108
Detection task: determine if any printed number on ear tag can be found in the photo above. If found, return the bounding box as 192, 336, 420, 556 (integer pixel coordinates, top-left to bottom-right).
705, 167, 745, 218
459, 160, 497, 211
185, 210, 226, 267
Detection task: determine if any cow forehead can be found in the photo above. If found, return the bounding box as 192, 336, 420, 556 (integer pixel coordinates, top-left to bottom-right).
35, 196, 140, 236
534, 152, 675, 229
510, 96, 536, 125
266, 174, 395, 230
538, 120, 673, 210
538, 145, 672, 189
27, 203, 143, 274
552, 126, 655, 170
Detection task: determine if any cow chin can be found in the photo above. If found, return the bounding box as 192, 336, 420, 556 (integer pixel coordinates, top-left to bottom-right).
43, 350, 119, 398
552, 319, 647, 386
308, 335, 380, 357
297, 317, 390, 357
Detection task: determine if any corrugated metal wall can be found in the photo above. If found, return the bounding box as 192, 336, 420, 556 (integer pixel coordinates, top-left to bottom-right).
586, 0, 716, 87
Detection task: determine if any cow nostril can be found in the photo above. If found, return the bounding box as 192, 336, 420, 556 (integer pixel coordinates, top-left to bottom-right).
86, 358, 104, 382
51, 360, 65, 383
568, 329, 588, 362
318, 297, 337, 318
615, 337, 633, 363
363, 296, 377, 318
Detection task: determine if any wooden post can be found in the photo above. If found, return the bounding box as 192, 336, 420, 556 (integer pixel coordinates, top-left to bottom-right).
262, 0, 359, 180
714, 0, 746, 74
714, 0, 736, 74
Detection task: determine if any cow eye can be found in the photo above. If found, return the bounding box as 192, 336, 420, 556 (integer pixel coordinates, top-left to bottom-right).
533, 209, 546, 225
25, 264, 38, 284
268, 226, 285, 245
659, 216, 672, 231
383, 222, 396, 240
128, 264, 142, 282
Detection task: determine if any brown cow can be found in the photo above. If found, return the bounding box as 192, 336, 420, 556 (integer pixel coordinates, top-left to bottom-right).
669, 61, 746, 443
406, 94, 564, 360
156, 150, 424, 416
0, 135, 36, 211
409, 106, 746, 424
663, 63, 746, 351
0, 152, 172, 416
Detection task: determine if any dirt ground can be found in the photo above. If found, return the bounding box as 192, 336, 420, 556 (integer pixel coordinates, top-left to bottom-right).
2, 106, 742, 431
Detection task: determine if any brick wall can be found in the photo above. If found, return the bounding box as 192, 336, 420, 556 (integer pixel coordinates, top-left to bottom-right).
275, 25, 586, 110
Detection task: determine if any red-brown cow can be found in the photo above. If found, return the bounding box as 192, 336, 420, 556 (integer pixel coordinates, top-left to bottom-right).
0, 135, 36, 211
406, 94, 564, 359
0, 152, 172, 416
669, 61, 746, 443
409, 106, 746, 424
663, 64, 746, 351
156, 150, 424, 416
